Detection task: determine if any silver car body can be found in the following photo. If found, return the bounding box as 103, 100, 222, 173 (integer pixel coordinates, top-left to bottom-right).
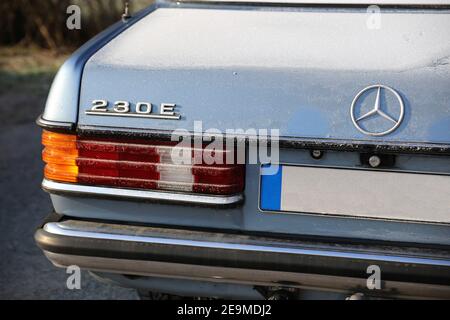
36, 0, 450, 299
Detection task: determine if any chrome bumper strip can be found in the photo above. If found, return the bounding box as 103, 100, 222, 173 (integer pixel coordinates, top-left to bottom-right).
42, 179, 243, 205
43, 221, 450, 267
43, 252, 450, 299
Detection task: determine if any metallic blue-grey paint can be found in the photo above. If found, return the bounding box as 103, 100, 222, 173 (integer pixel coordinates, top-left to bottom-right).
42, 2, 450, 246
78, 6, 450, 144
50, 149, 450, 246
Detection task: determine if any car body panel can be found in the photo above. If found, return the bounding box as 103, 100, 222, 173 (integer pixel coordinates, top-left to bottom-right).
50, 148, 450, 246
43, 3, 450, 244
37, 1, 450, 297
191, 0, 450, 4
79, 6, 450, 143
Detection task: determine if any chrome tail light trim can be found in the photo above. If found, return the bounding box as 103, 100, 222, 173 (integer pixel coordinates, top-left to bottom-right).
42, 178, 243, 205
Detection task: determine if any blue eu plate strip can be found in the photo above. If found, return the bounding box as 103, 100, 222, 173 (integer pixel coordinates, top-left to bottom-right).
260, 164, 282, 211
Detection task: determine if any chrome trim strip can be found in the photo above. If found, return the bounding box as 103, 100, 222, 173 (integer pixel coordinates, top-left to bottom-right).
43, 221, 450, 267
43, 252, 450, 299
42, 179, 243, 205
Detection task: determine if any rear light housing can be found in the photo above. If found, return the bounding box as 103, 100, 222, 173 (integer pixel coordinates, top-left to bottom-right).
42, 130, 245, 196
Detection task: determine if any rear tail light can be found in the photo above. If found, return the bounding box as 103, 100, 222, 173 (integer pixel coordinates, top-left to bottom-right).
42, 130, 244, 195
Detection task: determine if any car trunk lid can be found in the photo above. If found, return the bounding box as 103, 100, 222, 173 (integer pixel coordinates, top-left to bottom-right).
78, 6, 450, 145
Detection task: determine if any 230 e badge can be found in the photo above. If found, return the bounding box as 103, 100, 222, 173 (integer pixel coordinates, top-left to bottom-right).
85, 99, 181, 120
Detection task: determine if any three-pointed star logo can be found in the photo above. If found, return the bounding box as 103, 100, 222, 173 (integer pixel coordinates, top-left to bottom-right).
350, 84, 405, 136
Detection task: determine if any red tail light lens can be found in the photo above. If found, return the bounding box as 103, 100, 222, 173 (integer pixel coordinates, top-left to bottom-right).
42, 130, 244, 195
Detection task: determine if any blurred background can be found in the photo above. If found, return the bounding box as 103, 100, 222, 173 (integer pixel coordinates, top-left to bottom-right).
0, 0, 152, 299
0, 0, 153, 125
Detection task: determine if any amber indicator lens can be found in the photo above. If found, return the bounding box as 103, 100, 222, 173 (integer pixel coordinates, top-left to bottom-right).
42, 131, 78, 182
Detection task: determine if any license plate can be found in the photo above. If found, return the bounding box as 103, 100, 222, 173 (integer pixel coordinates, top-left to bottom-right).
260, 164, 450, 223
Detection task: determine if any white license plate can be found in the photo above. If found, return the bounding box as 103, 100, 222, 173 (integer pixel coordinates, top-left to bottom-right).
260, 164, 450, 223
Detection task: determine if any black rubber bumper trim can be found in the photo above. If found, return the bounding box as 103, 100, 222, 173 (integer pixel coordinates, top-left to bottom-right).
35, 227, 450, 286
36, 114, 75, 133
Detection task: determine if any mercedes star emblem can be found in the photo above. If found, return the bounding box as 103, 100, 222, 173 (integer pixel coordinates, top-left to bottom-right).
350, 84, 405, 136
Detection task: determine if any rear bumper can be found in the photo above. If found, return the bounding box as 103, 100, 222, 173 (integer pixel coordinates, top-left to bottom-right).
35, 219, 450, 299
